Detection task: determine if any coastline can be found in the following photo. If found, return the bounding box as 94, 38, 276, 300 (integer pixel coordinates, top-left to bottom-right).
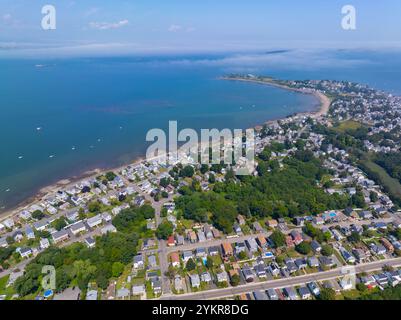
221, 76, 332, 120
0, 76, 332, 220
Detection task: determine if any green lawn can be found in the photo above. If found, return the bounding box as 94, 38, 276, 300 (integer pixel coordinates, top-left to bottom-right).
334, 120, 364, 133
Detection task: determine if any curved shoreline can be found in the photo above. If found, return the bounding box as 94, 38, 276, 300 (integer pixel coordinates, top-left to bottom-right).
221, 76, 331, 120
0, 76, 331, 220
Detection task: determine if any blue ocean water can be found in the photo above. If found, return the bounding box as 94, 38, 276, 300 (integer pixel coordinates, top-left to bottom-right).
0, 49, 400, 211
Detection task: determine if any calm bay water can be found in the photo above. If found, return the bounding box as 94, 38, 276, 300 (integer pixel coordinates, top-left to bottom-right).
0, 50, 400, 211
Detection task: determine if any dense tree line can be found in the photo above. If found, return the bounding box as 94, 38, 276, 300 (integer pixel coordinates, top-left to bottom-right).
375, 152, 401, 183
176, 155, 350, 233
12, 204, 156, 298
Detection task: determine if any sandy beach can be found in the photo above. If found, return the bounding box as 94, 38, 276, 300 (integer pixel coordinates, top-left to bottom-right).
222, 76, 332, 119
0, 76, 332, 221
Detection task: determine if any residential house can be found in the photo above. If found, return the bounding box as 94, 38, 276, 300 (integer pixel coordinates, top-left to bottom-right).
101, 224, 117, 234
182, 251, 194, 263
170, 252, 180, 267
38, 238, 49, 250
200, 272, 212, 283
52, 230, 69, 243
133, 254, 144, 269
208, 246, 219, 256
132, 285, 146, 299
195, 247, 206, 258
197, 230, 206, 242
86, 214, 103, 229
242, 265, 254, 282
189, 274, 201, 288
283, 287, 298, 300
352, 248, 367, 263
19, 247, 32, 258
216, 270, 229, 283
84, 237, 96, 248
252, 222, 264, 233
307, 256, 319, 268
295, 258, 307, 270
298, 286, 311, 299
174, 276, 184, 292
70, 221, 87, 236
290, 230, 303, 245
311, 240, 322, 253
167, 236, 175, 247
221, 242, 233, 258
237, 215, 246, 225
266, 219, 278, 228
319, 256, 335, 268
203, 224, 213, 240
245, 238, 258, 254
381, 238, 394, 253
256, 235, 267, 248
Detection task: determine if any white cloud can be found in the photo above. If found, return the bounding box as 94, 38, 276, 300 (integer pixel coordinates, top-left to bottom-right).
168, 24, 182, 32
89, 19, 129, 30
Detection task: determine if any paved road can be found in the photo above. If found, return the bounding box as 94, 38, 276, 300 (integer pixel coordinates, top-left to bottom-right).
159, 257, 401, 300
131, 180, 173, 295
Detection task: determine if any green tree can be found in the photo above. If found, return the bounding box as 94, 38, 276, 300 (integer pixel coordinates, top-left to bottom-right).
105, 171, 117, 181
230, 274, 240, 287
156, 221, 174, 240
52, 217, 67, 231
180, 165, 195, 178
112, 262, 125, 277
321, 244, 334, 256
318, 288, 336, 300
186, 258, 196, 271
32, 210, 45, 220
88, 201, 101, 213
206, 256, 214, 269
270, 230, 286, 248
295, 242, 312, 255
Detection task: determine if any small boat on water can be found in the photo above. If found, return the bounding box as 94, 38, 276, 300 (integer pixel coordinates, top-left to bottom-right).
18, 156, 23, 159
49, 155, 55, 158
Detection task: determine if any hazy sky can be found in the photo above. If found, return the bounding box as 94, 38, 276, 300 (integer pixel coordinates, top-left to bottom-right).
1, 0, 401, 57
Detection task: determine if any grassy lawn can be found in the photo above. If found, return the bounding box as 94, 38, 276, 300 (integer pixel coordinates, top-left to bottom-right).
0, 275, 15, 299
334, 120, 364, 133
